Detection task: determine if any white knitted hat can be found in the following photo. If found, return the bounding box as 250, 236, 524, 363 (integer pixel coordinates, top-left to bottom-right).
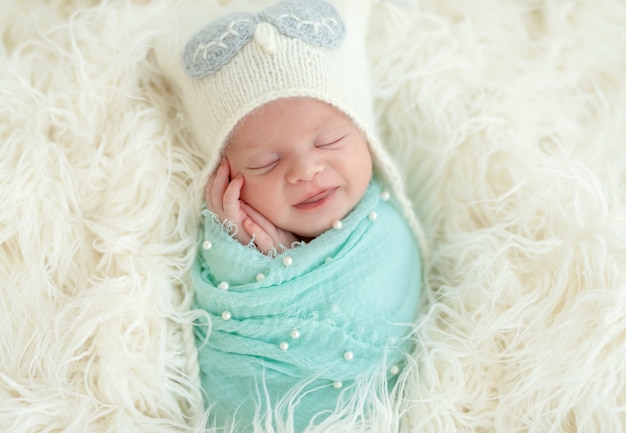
179, 0, 376, 163
156, 0, 428, 258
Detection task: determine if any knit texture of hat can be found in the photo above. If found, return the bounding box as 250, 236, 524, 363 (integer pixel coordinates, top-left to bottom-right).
155, 0, 429, 259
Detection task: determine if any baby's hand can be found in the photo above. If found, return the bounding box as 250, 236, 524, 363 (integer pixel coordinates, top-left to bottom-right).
206, 159, 252, 246
239, 202, 299, 254
205, 159, 298, 254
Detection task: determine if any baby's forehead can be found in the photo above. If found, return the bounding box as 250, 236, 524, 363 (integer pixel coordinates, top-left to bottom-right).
225, 97, 357, 150
243, 97, 351, 125
231, 98, 356, 137
249, 98, 356, 129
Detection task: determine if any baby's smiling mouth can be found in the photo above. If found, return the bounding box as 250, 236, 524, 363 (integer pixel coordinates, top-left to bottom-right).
294, 187, 337, 210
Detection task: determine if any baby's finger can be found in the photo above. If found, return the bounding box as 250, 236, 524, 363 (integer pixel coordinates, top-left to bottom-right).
243, 218, 274, 254
205, 171, 218, 210
223, 175, 244, 220
210, 159, 229, 212
240, 202, 274, 233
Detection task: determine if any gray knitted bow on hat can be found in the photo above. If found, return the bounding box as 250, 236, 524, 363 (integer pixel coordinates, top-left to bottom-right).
183, 0, 346, 79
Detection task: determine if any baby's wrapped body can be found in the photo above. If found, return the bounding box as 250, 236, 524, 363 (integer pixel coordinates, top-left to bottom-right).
192, 179, 421, 431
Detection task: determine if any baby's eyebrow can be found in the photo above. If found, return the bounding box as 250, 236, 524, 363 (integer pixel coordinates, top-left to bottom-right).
242, 151, 278, 164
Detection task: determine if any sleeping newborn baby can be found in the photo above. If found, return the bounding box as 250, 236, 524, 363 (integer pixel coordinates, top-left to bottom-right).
194, 96, 420, 432
159, 0, 427, 430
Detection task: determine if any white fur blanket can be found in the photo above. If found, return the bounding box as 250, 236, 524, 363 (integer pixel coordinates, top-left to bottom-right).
2, 0, 626, 432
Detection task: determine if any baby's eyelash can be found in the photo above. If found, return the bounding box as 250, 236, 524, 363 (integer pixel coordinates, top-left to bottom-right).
318, 134, 347, 147
248, 160, 279, 171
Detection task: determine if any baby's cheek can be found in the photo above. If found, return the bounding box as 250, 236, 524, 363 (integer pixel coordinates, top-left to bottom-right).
243, 185, 278, 221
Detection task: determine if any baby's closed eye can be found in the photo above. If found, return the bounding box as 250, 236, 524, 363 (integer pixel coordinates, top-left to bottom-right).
315, 134, 347, 149
246, 158, 279, 173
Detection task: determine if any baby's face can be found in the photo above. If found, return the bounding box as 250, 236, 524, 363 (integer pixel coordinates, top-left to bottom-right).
225, 97, 372, 239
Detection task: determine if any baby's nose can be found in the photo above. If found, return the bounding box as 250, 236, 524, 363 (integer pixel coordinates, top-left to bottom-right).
287, 159, 324, 184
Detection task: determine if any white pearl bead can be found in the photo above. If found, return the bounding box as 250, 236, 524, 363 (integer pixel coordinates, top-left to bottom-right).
368, 211, 378, 221
333, 381, 343, 389
381, 191, 390, 201
221, 311, 232, 321
279, 341, 289, 351
201, 209, 210, 217
217, 281, 230, 291
390, 365, 400, 375
332, 220, 343, 230
256, 273, 265, 282
283, 256, 293, 267
202, 240, 213, 250
343, 351, 354, 361
329, 304, 340, 313
290, 329, 301, 339
324, 257, 333, 264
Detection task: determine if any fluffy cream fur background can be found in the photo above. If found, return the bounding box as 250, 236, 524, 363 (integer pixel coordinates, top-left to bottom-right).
2, 0, 626, 432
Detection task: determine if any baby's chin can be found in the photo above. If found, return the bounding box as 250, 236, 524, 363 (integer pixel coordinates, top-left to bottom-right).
290, 218, 348, 242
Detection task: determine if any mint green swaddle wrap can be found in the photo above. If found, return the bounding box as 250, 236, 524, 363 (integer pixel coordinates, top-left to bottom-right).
191, 179, 422, 431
